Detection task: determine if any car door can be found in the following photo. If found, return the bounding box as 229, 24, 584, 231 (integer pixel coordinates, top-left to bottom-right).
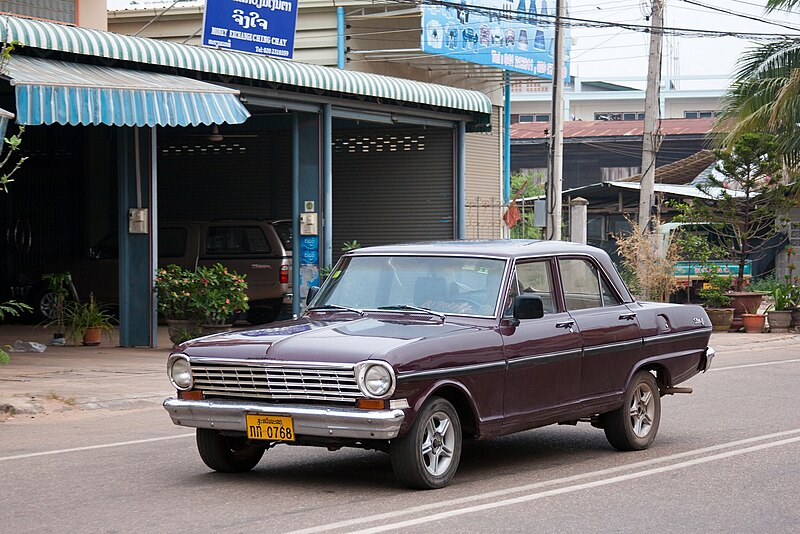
557, 257, 643, 409
501, 258, 583, 431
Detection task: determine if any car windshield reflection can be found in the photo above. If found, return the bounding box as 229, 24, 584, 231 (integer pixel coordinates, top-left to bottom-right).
313, 255, 506, 317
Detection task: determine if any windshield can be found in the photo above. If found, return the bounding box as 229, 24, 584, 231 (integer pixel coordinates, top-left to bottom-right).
312, 255, 507, 317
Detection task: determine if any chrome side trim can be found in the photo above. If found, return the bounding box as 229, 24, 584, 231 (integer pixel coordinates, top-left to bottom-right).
396, 360, 506, 382
507, 348, 582, 369
642, 328, 713, 347
163, 398, 404, 440
583, 339, 643, 357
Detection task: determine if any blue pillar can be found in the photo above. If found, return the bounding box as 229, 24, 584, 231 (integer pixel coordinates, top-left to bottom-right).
503, 71, 511, 204
323, 104, 333, 269
292, 112, 322, 316
457, 121, 466, 240
337, 7, 346, 69
117, 126, 157, 347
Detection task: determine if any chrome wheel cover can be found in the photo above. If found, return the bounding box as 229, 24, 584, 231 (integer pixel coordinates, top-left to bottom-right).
629, 382, 655, 438
420, 410, 455, 476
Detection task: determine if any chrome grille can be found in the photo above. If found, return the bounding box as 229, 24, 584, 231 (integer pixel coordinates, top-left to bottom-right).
191, 362, 363, 402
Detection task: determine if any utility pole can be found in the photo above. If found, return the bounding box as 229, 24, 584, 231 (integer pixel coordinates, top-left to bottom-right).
547, 0, 566, 240
638, 0, 664, 232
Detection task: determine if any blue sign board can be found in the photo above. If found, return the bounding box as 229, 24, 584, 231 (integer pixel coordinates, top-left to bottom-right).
202, 0, 299, 59
421, 0, 570, 79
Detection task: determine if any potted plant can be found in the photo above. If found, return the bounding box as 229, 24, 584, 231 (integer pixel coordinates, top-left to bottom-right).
155, 264, 203, 344
766, 282, 796, 333
41, 272, 74, 344
64, 293, 116, 346
740, 297, 767, 333
195, 263, 249, 333
698, 273, 734, 331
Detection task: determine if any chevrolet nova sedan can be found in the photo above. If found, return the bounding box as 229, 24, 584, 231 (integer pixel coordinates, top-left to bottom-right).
164, 240, 714, 489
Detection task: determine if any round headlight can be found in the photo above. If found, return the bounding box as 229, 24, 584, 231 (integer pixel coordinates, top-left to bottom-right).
168, 355, 193, 390
359, 363, 395, 398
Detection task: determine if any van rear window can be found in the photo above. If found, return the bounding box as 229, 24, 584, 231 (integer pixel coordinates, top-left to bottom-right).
206, 226, 272, 255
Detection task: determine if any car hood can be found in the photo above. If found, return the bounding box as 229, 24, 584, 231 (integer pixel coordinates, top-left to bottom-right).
180, 315, 481, 364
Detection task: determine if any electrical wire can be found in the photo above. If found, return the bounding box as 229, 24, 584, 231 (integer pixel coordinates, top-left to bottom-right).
677, 0, 800, 33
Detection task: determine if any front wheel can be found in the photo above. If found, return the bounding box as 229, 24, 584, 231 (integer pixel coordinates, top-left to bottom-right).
196, 428, 265, 472
390, 397, 462, 489
601, 370, 661, 451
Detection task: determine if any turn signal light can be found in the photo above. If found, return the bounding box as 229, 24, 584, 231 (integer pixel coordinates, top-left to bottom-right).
356, 399, 386, 410
280, 265, 289, 284
178, 390, 203, 400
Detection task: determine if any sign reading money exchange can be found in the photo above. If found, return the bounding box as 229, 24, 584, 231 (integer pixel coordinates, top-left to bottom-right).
421, 0, 570, 78
202, 0, 299, 59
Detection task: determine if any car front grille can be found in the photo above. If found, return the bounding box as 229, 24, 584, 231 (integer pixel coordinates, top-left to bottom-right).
191, 362, 363, 403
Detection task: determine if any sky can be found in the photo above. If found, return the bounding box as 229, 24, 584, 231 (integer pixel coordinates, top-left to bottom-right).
105, 0, 800, 87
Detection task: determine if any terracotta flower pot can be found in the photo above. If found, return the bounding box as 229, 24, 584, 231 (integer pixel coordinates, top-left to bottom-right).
741, 313, 766, 333
728, 292, 766, 332
82, 326, 102, 346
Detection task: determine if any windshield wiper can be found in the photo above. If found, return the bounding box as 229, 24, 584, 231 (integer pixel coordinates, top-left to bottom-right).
378, 305, 446, 322
307, 304, 365, 316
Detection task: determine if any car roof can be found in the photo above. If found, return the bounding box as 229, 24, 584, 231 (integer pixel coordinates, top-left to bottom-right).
348, 240, 608, 260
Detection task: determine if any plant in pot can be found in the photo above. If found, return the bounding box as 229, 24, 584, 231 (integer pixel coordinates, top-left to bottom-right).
740, 297, 767, 333
195, 263, 249, 334
155, 264, 203, 345
698, 273, 734, 331
64, 293, 116, 346
41, 272, 74, 344
765, 282, 796, 333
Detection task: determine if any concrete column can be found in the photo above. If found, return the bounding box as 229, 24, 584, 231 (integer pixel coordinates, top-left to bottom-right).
569, 197, 589, 244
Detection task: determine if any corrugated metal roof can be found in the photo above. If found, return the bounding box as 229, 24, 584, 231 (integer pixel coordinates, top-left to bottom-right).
1, 14, 492, 117
511, 117, 716, 140
617, 150, 717, 185
5, 55, 250, 127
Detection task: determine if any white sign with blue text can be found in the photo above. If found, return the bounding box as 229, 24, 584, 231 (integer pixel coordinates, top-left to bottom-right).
421, 0, 570, 78
202, 0, 299, 59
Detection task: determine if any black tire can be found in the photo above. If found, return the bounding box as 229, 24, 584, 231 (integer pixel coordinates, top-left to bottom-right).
390, 397, 462, 489
601, 370, 661, 451
30, 285, 59, 323
196, 428, 265, 473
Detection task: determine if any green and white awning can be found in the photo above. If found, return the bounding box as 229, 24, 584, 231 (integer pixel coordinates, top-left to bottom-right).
4, 55, 250, 127
0, 15, 492, 118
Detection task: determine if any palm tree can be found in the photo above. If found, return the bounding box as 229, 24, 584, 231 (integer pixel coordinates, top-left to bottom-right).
717, 1, 800, 164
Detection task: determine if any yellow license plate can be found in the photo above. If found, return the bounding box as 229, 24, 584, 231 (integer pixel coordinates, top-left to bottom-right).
246, 414, 295, 441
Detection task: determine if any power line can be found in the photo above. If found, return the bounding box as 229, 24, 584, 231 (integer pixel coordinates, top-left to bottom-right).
678, 0, 800, 33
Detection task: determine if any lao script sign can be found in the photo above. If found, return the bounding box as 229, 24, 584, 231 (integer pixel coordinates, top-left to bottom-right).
202, 0, 299, 59
421, 0, 570, 78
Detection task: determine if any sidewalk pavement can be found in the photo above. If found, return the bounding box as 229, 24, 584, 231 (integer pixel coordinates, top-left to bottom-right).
1, 323, 798, 420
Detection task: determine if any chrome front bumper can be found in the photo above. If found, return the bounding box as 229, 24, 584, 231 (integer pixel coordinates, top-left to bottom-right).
163, 398, 405, 440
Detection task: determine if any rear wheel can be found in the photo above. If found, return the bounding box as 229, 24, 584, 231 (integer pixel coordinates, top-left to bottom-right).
601, 370, 661, 451
31, 286, 59, 323
196, 428, 265, 472
390, 397, 462, 489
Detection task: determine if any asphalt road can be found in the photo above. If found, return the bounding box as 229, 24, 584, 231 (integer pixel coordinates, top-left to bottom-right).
1, 342, 798, 533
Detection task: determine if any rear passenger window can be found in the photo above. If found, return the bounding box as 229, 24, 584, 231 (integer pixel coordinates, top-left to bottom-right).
206, 226, 272, 255
559, 258, 621, 310
515, 261, 555, 314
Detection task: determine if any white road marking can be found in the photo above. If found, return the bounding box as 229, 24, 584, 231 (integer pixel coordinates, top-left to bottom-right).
287, 428, 800, 534
345, 435, 800, 534
0, 433, 194, 462
711, 358, 800, 371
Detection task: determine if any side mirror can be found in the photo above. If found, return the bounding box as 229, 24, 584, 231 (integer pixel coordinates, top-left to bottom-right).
306, 285, 320, 306
513, 294, 544, 320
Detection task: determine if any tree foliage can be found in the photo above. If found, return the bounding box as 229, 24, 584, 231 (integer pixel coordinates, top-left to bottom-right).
508, 171, 545, 239
673, 133, 795, 291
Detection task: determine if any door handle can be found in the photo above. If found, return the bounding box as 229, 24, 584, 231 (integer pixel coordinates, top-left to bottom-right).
619, 313, 637, 321
555, 320, 575, 330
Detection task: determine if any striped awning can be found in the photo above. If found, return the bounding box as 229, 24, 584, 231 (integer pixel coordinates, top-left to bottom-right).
0, 15, 491, 118
3, 55, 250, 127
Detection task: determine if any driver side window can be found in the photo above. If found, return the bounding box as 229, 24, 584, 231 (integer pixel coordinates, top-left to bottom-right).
513, 260, 555, 314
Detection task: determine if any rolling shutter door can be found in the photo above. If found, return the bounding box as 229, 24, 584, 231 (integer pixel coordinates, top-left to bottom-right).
332, 126, 454, 255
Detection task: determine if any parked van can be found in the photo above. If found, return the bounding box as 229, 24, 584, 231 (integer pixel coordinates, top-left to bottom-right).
12, 219, 292, 324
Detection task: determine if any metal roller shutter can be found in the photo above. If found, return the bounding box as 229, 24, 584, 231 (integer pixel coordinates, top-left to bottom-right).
332, 126, 454, 255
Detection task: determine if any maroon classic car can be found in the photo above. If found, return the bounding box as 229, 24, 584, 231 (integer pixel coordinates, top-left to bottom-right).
164, 240, 714, 489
